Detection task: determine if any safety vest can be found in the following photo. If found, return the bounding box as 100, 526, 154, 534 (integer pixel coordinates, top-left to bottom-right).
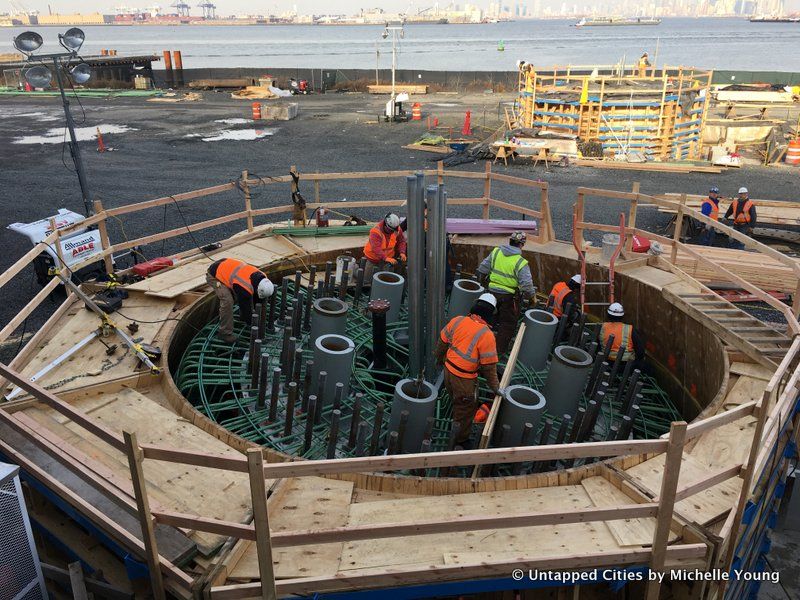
363, 223, 400, 263
215, 259, 259, 295
550, 281, 571, 318
440, 315, 498, 379
487, 247, 528, 294
731, 199, 753, 225
601, 322, 635, 362
702, 198, 719, 221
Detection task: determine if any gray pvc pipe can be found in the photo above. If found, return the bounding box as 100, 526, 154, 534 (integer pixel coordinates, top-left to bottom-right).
370, 271, 405, 324
312, 334, 355, 407
518, 309, 559, 371
494, 385, 546, 447
309, 297, 348, 343
406, 174, 426, 380
447, 278, 485, 320
542, 345, 594, 418
388, 378, 437, 453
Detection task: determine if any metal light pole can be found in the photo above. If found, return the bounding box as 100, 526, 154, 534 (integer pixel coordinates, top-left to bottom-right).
13, 29, 94, 217
382, 21, 404, 120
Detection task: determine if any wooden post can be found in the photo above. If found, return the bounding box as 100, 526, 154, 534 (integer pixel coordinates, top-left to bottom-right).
793, 280, 800, 318
575, 192, 586, 253
242, 170, 254, 233
645, 421, 687, 600
482, 161, 491, 219
92, 200, 114, 275
48, 218, 67, 272
625, 183, 640, 253
68, 562, 89, 600
290, 165, 305, 226
719, 392, 770, 595
670, 193, 686, 264
437, 161, 444, 186
314, 180, 320, 205
123, 431, 166, 600
247, 448, 277, 600
540, 186, 555, 243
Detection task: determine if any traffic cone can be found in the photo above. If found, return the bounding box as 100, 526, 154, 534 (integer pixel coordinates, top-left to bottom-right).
96, 127, 107, 152
411, 102, 422, 121
461, 110, 472, 136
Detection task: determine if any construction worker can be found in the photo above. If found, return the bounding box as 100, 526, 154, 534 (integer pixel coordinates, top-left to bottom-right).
476, 231, 536, 355
637, 52, 651, 77
548, 274, 581, 318
600, 303, 646, 370
435, 293, 501, 449
724, 187, 756, 250
206, 258, 275, 344
699, 186, 721, 246
362, 213, 407, 284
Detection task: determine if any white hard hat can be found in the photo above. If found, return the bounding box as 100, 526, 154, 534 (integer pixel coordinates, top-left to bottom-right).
384, 213, 401, 230
478, 292, 497, 310
510, 230, 527, 244
738, 187, 749, 195
607, 302, 625, 317
257, 278, 275, 300
570, 274, 582, 285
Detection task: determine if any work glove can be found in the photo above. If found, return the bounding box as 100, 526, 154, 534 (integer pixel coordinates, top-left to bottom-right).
385, 257, 397, 265
399, 253, 407, 262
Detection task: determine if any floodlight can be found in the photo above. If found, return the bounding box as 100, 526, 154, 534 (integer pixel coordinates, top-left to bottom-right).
70, 63, 91, 84
13, 31, 43, 54
60, 28, 85, 52
23, 65, 53, 88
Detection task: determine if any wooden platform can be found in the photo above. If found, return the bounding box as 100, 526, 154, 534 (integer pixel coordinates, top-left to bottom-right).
0, 225, 781, 597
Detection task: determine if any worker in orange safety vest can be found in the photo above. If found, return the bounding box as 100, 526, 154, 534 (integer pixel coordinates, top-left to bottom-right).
435, 293, 502, 449
362, 213, 407, 285
599, 302, 646, 369
206, 258, 275, 344
548, 274, 581, 318
724, 187, 757, 250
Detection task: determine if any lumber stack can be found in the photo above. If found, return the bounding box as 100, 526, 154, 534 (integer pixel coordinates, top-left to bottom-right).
367, 84, 428, 95
574, 159, 723, 174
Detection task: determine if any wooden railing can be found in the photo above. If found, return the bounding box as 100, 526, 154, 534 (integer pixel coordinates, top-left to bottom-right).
0, 360, 765, 600
574, 185, 800, 335
0, 163, 551, 355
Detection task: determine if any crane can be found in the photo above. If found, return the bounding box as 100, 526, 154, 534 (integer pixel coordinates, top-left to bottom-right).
9, 0, 39, 16
170, 0, 190, 17
198, 1, 216, 19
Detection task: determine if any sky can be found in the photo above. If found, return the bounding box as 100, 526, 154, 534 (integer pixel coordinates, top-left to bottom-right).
16, 0, 800, 15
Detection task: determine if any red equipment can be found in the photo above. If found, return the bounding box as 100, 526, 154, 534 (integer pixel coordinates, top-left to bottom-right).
132, 257, 174, 277
631, 235, 651, 253
462, 110, 472, 136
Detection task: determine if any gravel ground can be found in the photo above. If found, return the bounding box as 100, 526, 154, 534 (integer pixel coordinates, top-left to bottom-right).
2, 89, 799, 346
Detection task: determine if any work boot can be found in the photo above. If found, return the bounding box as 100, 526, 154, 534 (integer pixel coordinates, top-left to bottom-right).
216, 333, 237, 345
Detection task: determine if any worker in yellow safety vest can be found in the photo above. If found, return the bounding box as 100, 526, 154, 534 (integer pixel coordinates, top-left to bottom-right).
206, 258, 275, 344
476, 231, 536, 355
362, 213, 407, 284
435, 293, 502, 449
724, 187, 757, 250
638, 52, 651, 77
599, 302, 645, 369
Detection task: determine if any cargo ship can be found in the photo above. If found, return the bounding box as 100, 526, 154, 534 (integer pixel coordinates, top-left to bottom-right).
575, 16, 661, 26
749, 15, 800, 22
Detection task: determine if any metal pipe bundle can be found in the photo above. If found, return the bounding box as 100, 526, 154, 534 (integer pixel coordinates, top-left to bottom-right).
424, 183, 446, 382
406, 173, 426, 380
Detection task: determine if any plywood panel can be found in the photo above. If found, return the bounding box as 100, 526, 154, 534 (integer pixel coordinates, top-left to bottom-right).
229, 477, 354, 580
340, 486, 624, 571
625, 453, 741, 526
581, 476, 676, 547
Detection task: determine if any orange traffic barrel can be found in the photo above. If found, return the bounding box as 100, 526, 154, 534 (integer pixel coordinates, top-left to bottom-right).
411, 102, 422, 121
786, 139, 800, 165
252, 102, 262, 120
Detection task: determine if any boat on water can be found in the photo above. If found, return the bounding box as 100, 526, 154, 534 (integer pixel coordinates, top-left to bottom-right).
749, 15, 800, 23
575, 16, 662, 27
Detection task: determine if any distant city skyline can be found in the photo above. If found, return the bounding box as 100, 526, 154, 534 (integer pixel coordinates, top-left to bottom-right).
9, 0, 800, 18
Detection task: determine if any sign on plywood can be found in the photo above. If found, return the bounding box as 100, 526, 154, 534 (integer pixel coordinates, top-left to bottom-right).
59, 229, 104, 267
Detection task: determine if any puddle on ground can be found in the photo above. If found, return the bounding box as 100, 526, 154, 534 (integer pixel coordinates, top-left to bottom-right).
214, 118, 253, 125
201, 128, 276, 142
13, 124, 136, 144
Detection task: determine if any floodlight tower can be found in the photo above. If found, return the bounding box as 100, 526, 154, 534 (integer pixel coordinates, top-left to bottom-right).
12, 29, 94, 216
381, 20, 405, 119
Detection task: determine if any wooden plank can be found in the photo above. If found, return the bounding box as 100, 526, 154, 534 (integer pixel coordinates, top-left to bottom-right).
729, 362, 775, 381
41, 563, 133, 600
646, 422, 686, 600
581, 476, 674, 547
68, 562, 90, 600
367, 84, 428, 94
229, 477, 354, 580
246, 449, 277, 600
123, 430, 167, 600
260, 438, 668, 479
0, 277, 60, 344
723, 376, 768, 409
575, 160, 722, 174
